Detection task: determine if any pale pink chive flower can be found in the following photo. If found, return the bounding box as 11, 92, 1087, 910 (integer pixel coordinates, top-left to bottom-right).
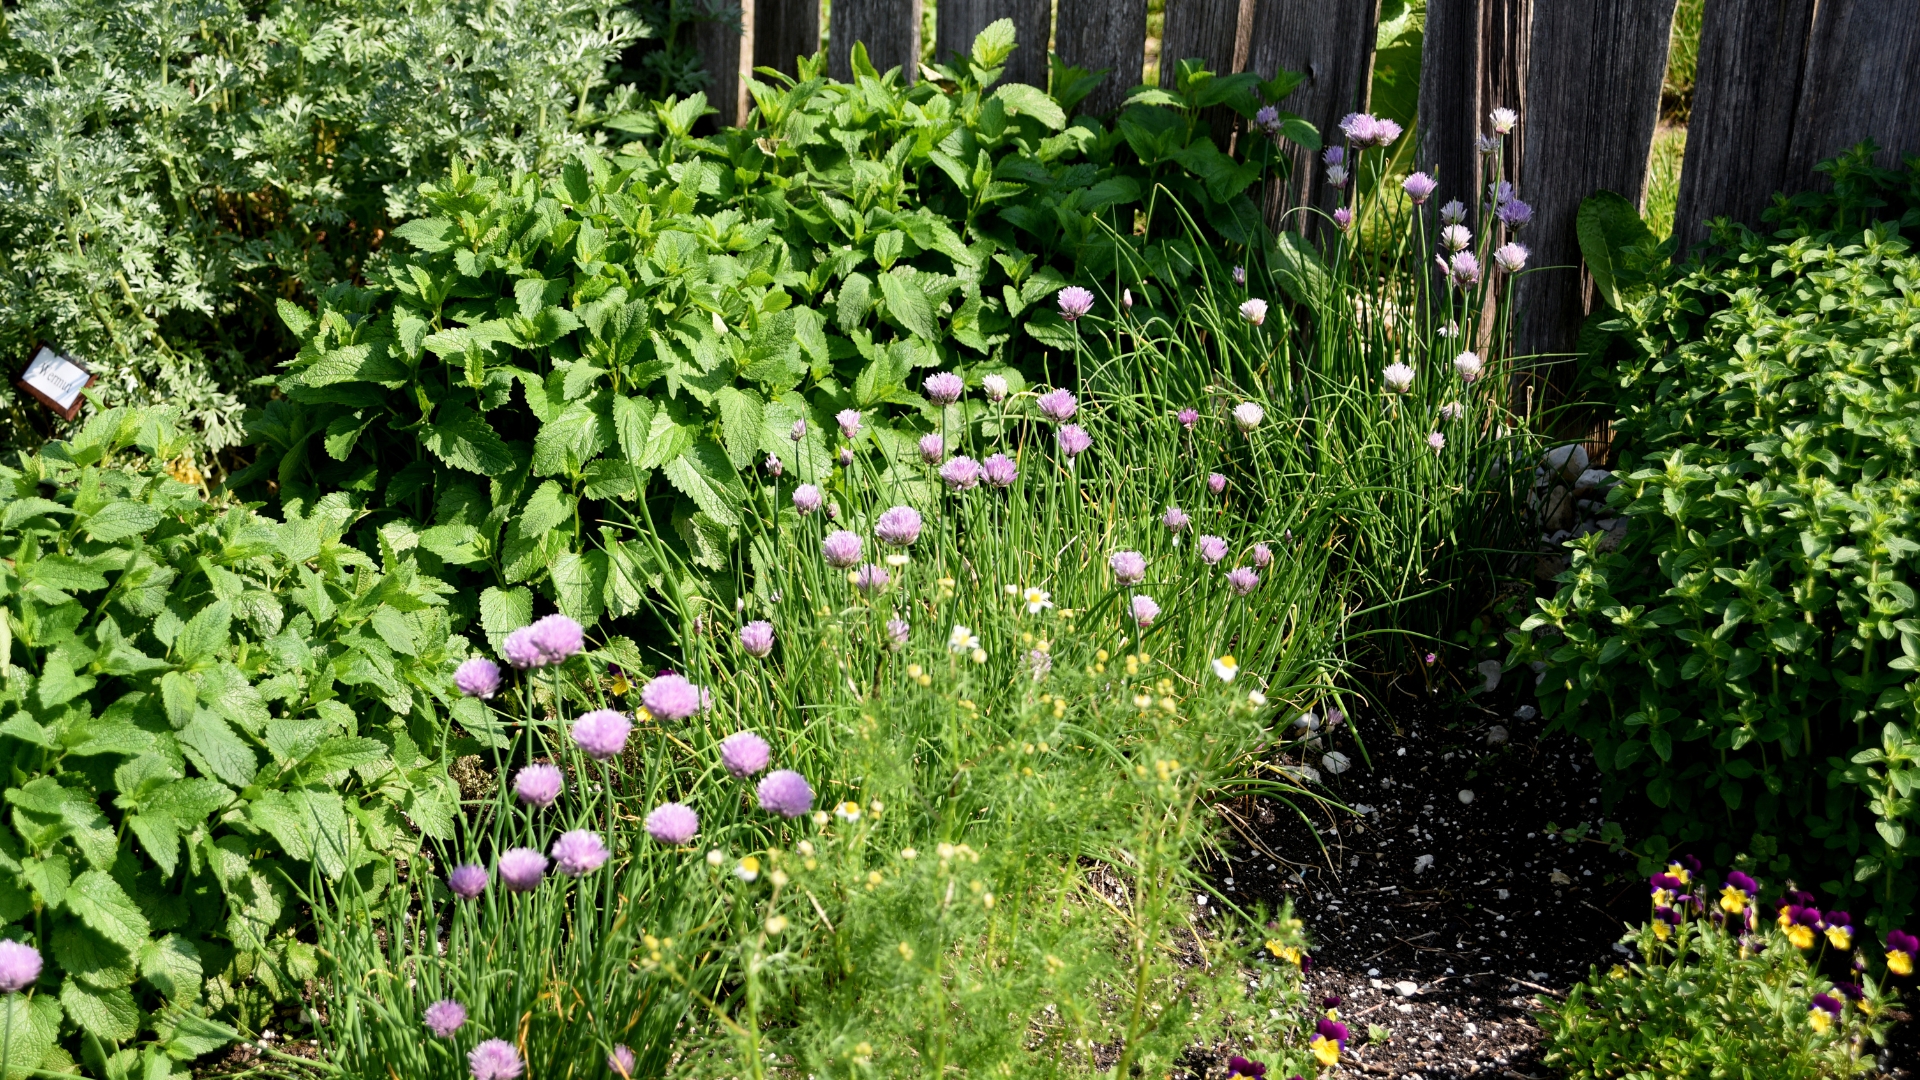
758, 770, 814, 817
551, 830, 610, 876
875, 506, 922, 546
1494, 242, 1529, 273
1490, 107, 1518, 134
571, 709, 632, 760
1256, 105, 1280, 129
1177, 408, 1199, 430
792, 484, 823, 515
853, 564, 890, 592
1325, 163, 1350, 188
1439, 401, 1467, 421
1197, 535, 1229, 565
448, 864, 488, 899
468, 1038, 525, 1080
514, 764, 563, 807
1440, 251, 1482, 287
1332, 207, 1353, 230
1122, 288, 1134, 309
719, 730, 772, 776
1427, 432, 1447, 453
1057, 286, 1095, 321
1440, 224, 1471, 251
1373, 118, 1403, 145
497, 848, 548, 892
1323, 145, 1345, 167
1226, 567, 1260, 595
982, 453, 1018, 487
645, 802, 699, 844
1037, 388, 1078, 422
886, 618, 911, 649
1489, 180, 1515, 205
835, 408, 862, 438
740, 620, 774, 658
1130, 595, 1161, 627
1234, 401, 1265, 431
789, 419, 807, 442
1496, 198, 1532, 228
1383, 363, 1416, 394
641, 673, 705, 722
1338, 112, 1376, 144
1253, 542, 1273, 568
0, 941, 42, 993
1453, 350, 1484, 383
1476, 133, 1500, 154
918, 432, 945, 464
425, 999, 467, 1038
1109, 551, 1147, 585
608, 1046, 638, 1079
1402, 172, 1438, 204
454, 658, 502, 699
940, 456, 981, 490
822, 530, 863, 567
1028, 649, 1053, 680
764, 454, 782, 477
1162, 507, 1191, 532
1208, 473, 1227, 494
924, 371, 964, 405
1239, 299, 1268, 325
1232, 265, 1246, 286
836, 447, 854, 467
503, 614, 584, 670
1056, 424, 1092, 457
982, 373, 1009, 401
1440, 200, 1468, 225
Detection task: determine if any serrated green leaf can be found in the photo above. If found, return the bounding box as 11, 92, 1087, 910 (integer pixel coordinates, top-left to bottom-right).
715, 386, 766, 470
479, 586, 534, 654
663, 441, 747, 528
60, 980, 139, 1042
423, 405, 515, 476
992, 83, 1067, 129
514, 481, 576, 539
65, 870, 151, 954
83, 501, 162, 543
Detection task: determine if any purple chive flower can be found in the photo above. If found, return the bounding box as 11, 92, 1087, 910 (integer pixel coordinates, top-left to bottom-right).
1496, 198, 1532, 228
1402, 172, 1438, 204
886, 618, 910, 649
875, 506, 922, 547
1162, 507, 1190, 533
1057, 286, 1095, 321
455, 658, 503, 699
449, 863, 489, 899
1424, 651, 1437, 665
468, 1038, 525, 1080
1226, 567, 1260, 595
0, 941, 42, 993
1427, 431, 1446, 453
940, 456, 981, 490
836, 409, 862, 439
571, 709, 632, 761
1441, 251, 1481, 287
1323, 146, 1345, 167
1439, 199, 1468, 225
1332, 207, 1353, 231
1056, 424, 1092, 457
853, 564, 890, 592
918, 432, 945, 464
1037, 388, 1078, 422
1441, 224, 1472, 251
1208, 472, 1227, 494
982, 453, 1018, 487
1232, 265, 1246, 286
740, 620, 775, 658
1338, 112, 1375, 144
720, 730, 772, 777
1253, 542, 1273, 568
983, 374, 1009, 401
641, 674, 704, 722
514, 764, 563, 807
924, 371, 964, 405
1494, 242, 1529, 273
789, 419, 807, 442
1197, 535, 1229, 565
551, 830, 610, 876
497, 848, 548, 892
1109, 550, 1147, 585
1177, 407, 1199, 430
823, 529, 864, 567
792, 484, 823, 515
837, 447, 854, 467
757, 770, 814, 817
608, 1046, 637, 1079
1255, 105, 1279, 130
502, 614, 584, 670
1239, 298, 1269, 326
1130, 594, 1161, 627
424, 999, 467, 1038
764, 454, 783, 477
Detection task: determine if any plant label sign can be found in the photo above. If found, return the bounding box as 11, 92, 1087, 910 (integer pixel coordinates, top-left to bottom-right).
17, 344, 93, 420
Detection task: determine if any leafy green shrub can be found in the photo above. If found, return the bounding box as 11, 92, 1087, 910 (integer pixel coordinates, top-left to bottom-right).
1519, 146, 1920, 922
0, 0, 670, 458
239, 25, 1322, 631
0, 408, 464, 1075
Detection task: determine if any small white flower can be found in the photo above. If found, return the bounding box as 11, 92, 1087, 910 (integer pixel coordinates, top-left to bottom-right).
1247, 689, 1268, 707
1023, 587, 1054, 614
1003, 584, 1021, 596
835, 800, 862, 822
948, 625, 979, 652
1233, 401, 1265, 431
1439, 401, 1466, 421
1239, 298, 1269, 326
969, 647, 988, 665
982, 373, 1009, 402
1440, 224, 1472, 252
706, 849, 725, 867
1382, 363, 1416, 394
1490, 107, 1518, 134
885, 552, 910, 567
735, 857, 760, 882
1211, 655, 1240, 682
1453, 350, 1484, 382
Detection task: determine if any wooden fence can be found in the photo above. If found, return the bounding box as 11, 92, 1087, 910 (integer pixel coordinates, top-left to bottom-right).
696, 0, 1920, 365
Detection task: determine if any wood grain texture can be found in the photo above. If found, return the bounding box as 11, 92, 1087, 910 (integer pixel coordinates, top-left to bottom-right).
1158, 0, 1241, 86
937, 0, 1053, 88
695, 0, 752, 126
1247, 0, 1379, 233
1784, 0, 1920, 182
1415, 0, 1530, 217
1055, 0, 1148, 115
1513, 0, 1674, 365
752, 0, 820, 79
828, 0, 923, 83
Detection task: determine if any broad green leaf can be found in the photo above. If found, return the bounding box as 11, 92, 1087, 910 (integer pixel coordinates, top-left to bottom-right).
176, 710, 257, 788
836, 273, 873, 332
65, 870, 151, 953
715, 386, 766, 470
172, 600, 232, 666
551, 550, 609, 626
992, 83, 1067, 129
877, 271, 939, 340
479, 586, 534, 654
59, 980, 139, 1042
83, 501, 161, 543
1577, 189, 1656, 309
423, 405, 516, 476
162, 1012, 238, 1060
139, 934, 203, 1001
532, 396, 613, 477
611, 394, 654, 464
514, 481, 576, 539
663, 441, 748, 528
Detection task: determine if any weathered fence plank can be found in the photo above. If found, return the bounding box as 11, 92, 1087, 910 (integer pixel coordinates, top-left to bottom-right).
1783, 2, 1920, 195
752, 0, 820, 80
1055, 0, 1148, 115
937, 0, 1053, 88
696, 1, 753, 127
1416, 0, 1530, 218
1247, 0, 1379, 232
1513, 0, 1675, 365
1158, 0, 1241, 87
828, 0, 923, 83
